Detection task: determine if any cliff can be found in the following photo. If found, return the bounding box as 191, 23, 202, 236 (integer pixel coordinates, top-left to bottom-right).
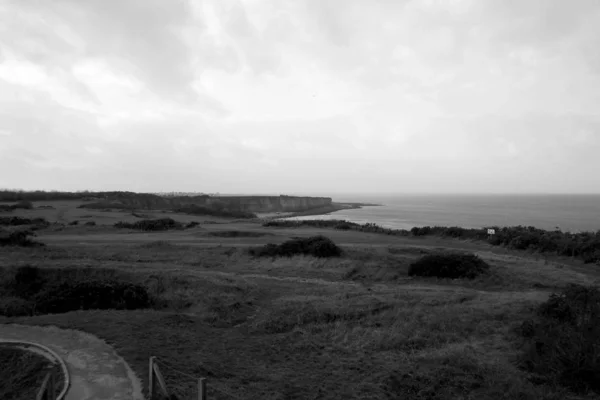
79, 194, 332, 213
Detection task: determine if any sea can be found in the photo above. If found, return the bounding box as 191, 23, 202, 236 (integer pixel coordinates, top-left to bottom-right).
286, 194, 600, 233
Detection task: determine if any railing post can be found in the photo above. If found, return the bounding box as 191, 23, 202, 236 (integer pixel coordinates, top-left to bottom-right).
198, 377, 207, 400
49, 369, 55, 400
149, 356, 155, 399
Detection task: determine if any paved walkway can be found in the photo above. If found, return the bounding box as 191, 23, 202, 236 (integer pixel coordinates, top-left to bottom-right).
0, 324, 143, 400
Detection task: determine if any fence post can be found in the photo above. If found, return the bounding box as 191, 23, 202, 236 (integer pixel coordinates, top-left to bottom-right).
36, 372, 51, 400
149, 357, 155, 399
198, 378, 206, 400
49, 369, 55, 400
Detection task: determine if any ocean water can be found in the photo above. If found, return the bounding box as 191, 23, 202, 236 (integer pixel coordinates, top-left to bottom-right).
288, 194, 600, 233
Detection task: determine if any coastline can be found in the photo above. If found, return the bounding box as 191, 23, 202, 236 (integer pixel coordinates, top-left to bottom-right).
256, 202, 381, 220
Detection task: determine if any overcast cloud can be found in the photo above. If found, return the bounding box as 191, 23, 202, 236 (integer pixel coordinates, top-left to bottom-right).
1, 0, 599, 194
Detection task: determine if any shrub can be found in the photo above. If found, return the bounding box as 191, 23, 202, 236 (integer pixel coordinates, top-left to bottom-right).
518, 284, 600, 395
69, 220, 79, 226
0, 201, 34, 211
84, 221, 96, 226
114, 218, 183, 231
209, 231, 271, 238
34, 280, 150, 314
408, 252, 490, 279
185, 221, 200, 228
12, 200, 33, 209
0, 297, 33, 317
249, 235, 342, 258
13, 265, 44, 297
0, 230, 44, 247
0, 266, 152, 316
176, 205, 256, 219
0, 217, 49, 227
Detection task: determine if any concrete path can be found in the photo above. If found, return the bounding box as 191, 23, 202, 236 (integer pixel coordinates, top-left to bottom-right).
0, 324, 144, 400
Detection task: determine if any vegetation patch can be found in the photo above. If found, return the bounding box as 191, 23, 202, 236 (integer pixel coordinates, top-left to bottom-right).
208, 230, 273, 238
114, 218, 183, 231
265, 220, 600, 265
408, 252, 490, 279
0, 266, 151, 317
176, 205, 256, 219
0, 230, 44, 247
249, 235, 342, 258
0, 200, 33, 212
517, 284, 600, 395
0, 216, 49, 228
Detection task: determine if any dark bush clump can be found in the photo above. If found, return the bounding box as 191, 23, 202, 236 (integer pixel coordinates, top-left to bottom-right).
518, 284, 600, 395
12, 200, 33, 209
249, 235, 342, 258
0, 200, 34, 211
176, 205, 256, 219
114, 218, 183, 231
0, 217, 49, 227
0, 230, 44, 247
84, 221, 96, 226
186, 221, 200, 228
35, 280, 150, 314
209, 231, 271, 238
69, 220, 79, 226
408, 252, 490, 279
0, 266, 151, 317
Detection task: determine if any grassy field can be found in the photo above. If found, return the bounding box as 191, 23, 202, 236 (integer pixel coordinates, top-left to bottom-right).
1, 200, 600, 399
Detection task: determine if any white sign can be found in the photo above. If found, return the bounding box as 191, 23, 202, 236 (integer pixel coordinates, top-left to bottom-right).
487, 229, 496, 235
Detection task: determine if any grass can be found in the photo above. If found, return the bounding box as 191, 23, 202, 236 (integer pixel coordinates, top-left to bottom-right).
1, 205, 600, 399
0, 344, 58, 400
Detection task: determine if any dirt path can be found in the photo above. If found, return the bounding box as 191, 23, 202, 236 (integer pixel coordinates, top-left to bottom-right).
0, 324, 143, 400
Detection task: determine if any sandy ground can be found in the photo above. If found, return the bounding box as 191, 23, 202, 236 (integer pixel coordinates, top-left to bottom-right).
0, 324, 143, 400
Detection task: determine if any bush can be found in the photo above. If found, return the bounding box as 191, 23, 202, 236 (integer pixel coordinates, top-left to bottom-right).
0, 296, 33, 317
186, 221, 200, 228
0, 217, 49, 227
0, 230, 44, 247
0, 266, 152, 316
13, 265, 44, 297
249, 235, 342, 258
84, 221, 96, 226
518, 284, 600, 395
209, 231, 271, 238
114, 218, 183, 231
12, 200, 33, 210
408, 252, 490, 279
34, 280, 150, 314
0, 201, 34, 211
69, 220, 79, 226
176, 205, 256, 219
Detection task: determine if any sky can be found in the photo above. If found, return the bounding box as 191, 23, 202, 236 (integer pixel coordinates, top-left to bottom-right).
0, 0, 599, 195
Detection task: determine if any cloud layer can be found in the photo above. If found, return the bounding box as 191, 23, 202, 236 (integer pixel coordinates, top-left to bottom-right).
1, 0, 599, 193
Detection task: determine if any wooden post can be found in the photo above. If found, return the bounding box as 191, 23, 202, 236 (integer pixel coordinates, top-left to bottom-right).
49, 370, 55, 400
149, 357, 155, 399
152, 362, 169, 397
36, 372, 51, 400
198, 378, 207, 400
